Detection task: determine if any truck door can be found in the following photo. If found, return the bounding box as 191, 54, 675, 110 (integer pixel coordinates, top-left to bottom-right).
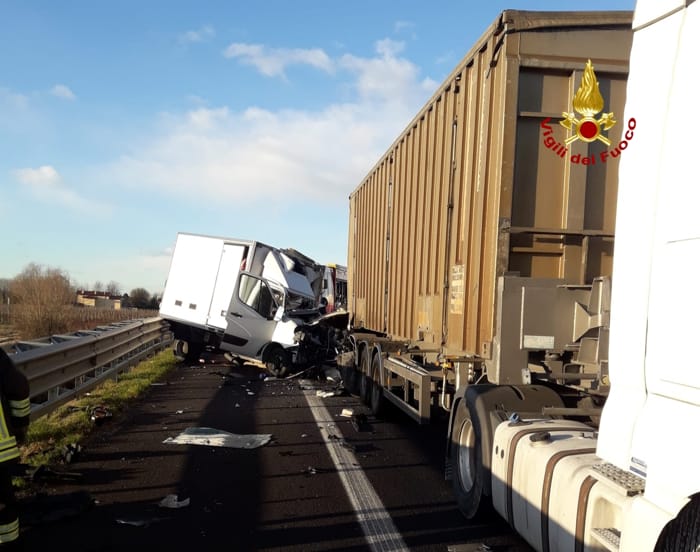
207, 243, 247, 330
221, 273, 284, 359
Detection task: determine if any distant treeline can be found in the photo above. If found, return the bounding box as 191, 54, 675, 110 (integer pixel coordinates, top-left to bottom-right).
0, 263, 160, 340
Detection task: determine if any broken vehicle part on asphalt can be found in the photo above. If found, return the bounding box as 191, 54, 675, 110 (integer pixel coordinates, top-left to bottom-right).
158, 494, 190, 509
162, 427, 272, 449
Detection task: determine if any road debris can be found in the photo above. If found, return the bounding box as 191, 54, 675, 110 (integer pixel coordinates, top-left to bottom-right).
340, 408, 354, 417
163, 427, 272, 449
351, 413, 371, 432
89, 405, 113, 425
158, 494, 190, 509
20, 464, 83, 482
61, 443, 82, 463
115, 517, 168, 528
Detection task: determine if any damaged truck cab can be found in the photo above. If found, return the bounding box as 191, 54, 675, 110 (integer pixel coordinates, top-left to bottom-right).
159, 232, 326, 376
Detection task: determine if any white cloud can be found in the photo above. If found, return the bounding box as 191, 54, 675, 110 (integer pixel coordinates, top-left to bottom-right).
340, 39, 436, 103
394, 20, 416, 35
179, 25, 215, 44
223, 43, 333, 78
0, 87, 29, 109
50, 84, 76, 100
13, 165, 111, 214
106, 37, 436, 207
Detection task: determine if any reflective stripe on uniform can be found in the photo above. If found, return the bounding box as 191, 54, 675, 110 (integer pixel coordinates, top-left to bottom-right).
0, 395, 20, 464
9, 398, 30, 419
0, 518, 19, 543
0, 437, 19, 463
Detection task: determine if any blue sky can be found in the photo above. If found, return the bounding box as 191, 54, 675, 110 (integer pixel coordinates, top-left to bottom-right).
1, 0, 636, 295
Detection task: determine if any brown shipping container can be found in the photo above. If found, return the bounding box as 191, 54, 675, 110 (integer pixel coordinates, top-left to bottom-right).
348, 10, 633, 360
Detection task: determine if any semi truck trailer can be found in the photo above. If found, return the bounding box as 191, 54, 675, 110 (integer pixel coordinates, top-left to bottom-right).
340, 6, 698, 550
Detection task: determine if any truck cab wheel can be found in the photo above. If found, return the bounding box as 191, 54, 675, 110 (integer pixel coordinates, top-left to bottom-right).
450, 399, 485, 519
265, 346, 292, 378
654, 495, 700, 551
174, 340, 187, 359
174, 340, 202, 363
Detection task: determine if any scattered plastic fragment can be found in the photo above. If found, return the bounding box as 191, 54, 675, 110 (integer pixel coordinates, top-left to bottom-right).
175, 409, 184, 414
158, 494, 190, 509
62, 443, 82, 463
115, 517, 167, 528
163, 427, 272, 449
90, 405, 112, 425
340, 408, 354, 417
316, 390, 336, 398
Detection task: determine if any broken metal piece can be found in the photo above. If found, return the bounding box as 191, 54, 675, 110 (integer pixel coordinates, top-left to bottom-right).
163, 427, 272, 449
158, 494, 190, 509
89, 405, 112, 425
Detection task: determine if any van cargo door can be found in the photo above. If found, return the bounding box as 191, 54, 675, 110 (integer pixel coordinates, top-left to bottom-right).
207, 244, 246, 329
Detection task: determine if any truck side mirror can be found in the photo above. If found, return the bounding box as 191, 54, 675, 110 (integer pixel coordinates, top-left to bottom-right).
273, 306, 284, 322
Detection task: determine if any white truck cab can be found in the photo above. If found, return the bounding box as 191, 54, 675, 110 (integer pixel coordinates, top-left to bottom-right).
483, 2, 700, 550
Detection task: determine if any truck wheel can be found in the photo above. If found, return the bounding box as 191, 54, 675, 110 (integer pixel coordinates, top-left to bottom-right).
359, 348, 372, 405
184, 342, 203, 363
265, 346, 292, 378
369, 353, 386, 416
450, 399, 485, 519
174, 340, 186, 359
654, 495, 700, 551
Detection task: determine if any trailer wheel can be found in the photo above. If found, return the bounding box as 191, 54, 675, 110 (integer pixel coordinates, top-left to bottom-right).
450, 399, 485, 519
359, 347, 372, 405
654, 495, 700, 551
369, 353, 386, 417
265, 346, 292, 378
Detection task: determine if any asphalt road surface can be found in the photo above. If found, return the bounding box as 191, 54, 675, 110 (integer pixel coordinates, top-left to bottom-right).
17, 354, 532, 552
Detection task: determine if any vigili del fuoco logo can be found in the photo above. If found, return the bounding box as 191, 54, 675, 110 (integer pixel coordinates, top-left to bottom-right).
541, 59, 636, 164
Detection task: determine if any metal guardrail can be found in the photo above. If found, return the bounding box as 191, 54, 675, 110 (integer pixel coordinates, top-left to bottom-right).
5, 317, 173, 421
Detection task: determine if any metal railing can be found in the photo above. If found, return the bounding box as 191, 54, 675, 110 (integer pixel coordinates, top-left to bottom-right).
4, 317, 173, 420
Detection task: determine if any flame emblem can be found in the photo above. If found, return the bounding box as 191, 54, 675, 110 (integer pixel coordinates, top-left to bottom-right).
560, 60, 616, 146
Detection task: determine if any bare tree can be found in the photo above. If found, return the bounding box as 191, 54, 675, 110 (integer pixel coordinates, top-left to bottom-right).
93, 281, 104, 292
106, 281, 121, 296
10, 263, 75, 337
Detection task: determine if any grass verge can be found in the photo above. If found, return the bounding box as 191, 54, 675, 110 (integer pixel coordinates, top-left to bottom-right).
19, 349, 179, 469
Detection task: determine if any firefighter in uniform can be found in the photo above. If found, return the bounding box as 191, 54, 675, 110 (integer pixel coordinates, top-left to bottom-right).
0, 348, 30, 547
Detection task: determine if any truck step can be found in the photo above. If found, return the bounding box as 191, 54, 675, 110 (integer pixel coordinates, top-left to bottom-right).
591, 463, 645, 496
591, 527, 621, 551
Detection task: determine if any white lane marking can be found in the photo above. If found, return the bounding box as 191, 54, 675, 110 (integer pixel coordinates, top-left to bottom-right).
304, 391, 409, 552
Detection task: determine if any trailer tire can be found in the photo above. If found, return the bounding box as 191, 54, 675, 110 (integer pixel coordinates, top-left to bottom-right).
369, 353, 386, 417
359, 347, 372, 405
654, 495, 700, 552
450, 399, 485, 520
265, 345, 292, 378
